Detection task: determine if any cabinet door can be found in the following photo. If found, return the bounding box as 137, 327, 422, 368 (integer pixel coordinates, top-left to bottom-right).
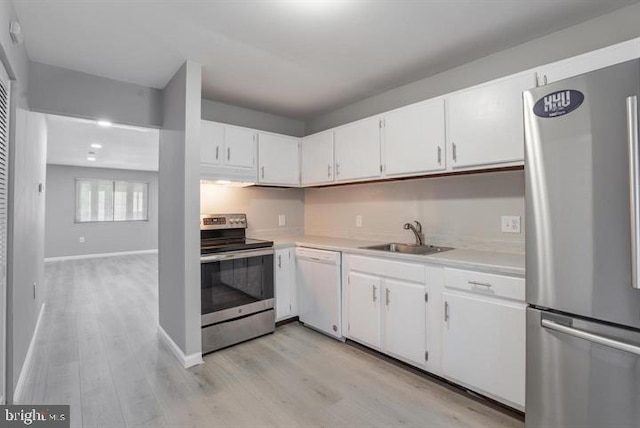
301, 131, 334, 185
334, 116, 381, 182
201, 120, 224, 165
383, 98, 445, 176
442, 291, 526, 407
383, 279, 426, 367
536, 38, 640, 86
446, 73, 533, 169
275, 248, 292, 321
224, 126, 256, 168
347, 272, 381, 349
258, 133, 299, 186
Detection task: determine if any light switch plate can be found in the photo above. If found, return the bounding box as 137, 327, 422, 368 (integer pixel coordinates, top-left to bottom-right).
278, 214, 286, 227
501, 216, 521, 233
79, 236, 85, 243
356, 215, 363, 228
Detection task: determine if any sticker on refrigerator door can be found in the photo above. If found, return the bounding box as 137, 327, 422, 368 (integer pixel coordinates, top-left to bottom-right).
534, 89, 584, 118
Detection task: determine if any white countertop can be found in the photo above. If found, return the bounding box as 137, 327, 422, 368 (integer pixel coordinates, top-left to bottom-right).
257, 234, 525, 277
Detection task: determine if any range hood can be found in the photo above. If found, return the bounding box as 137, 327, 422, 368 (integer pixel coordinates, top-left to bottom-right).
200, 164, 256, 187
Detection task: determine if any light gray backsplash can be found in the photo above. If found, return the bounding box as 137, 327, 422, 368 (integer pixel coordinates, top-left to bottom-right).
200, 184, 305, 238
304, 170, 525, 253
202, 99, 305, 137
305, 2, 640, 134
44, 165, 158, 258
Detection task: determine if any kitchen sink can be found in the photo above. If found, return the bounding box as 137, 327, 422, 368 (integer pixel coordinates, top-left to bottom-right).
361, 242, 453, 255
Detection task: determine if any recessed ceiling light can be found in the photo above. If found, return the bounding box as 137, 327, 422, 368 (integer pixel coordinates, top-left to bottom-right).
97, 120, 112, 127
87, 156, 96, 162
90, 143, 102, 149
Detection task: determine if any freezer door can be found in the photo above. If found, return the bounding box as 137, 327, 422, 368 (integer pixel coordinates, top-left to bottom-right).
527, 307, 640, 428
525, 59, 640, 329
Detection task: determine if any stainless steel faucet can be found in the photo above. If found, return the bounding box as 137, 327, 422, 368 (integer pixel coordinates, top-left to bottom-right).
404, 221, 424, 246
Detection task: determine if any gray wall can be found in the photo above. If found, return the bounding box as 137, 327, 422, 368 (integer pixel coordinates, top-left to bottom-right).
9, 110, 46, 402
305, 1, 640, 133
202, 99, 305, 137
29, 61, 163, 128
44, 165, 158, 259
0, 0, 44, 403
158, 61, 202, 358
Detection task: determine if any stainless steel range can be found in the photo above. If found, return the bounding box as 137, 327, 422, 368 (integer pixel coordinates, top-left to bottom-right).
200, 213, 275, 354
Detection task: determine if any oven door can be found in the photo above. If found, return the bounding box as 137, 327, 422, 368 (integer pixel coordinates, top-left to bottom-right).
201, 248, 274, 326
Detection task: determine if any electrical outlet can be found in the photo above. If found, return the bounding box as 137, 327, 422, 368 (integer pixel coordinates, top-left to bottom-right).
79, 236, 85, 243
278, 214, 286, 227
501, 216, 521, 233
356, 215, 363, 228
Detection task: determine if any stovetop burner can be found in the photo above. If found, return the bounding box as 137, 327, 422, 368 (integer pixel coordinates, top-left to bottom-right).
200, 237, 274, 255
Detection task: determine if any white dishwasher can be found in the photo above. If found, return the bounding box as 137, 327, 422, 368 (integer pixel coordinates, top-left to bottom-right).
295, 247, 343, 340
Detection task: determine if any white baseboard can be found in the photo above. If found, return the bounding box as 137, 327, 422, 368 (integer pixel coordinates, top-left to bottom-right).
157, 324, 203, 369
13, 303, 46, 404
45, 249, 158, 262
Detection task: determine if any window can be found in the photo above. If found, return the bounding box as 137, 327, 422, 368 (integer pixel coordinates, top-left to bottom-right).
75, 179, 149, 222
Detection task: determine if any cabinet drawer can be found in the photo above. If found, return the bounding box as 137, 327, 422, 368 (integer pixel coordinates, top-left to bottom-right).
348, 255, 425, 283
444, 268, 524, 302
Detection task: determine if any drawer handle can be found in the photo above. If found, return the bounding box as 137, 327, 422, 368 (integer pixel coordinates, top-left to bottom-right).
468, 280, 492, 288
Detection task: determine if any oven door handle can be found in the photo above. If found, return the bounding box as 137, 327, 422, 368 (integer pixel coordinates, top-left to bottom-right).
201, 248, 274, 263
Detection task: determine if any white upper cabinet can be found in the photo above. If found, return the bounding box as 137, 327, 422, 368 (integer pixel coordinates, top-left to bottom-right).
536, 38, 640, 86
382, 98, 446, 177
258, 133, 300, 186
201, 120, 224, 165
224, 126, 257, 168
446, 73, 534, 169
301, 130, 334, 186
334, 116, 381, 182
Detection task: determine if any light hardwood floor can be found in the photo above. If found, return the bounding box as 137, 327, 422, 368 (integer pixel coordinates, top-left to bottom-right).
20, 255, 523, 428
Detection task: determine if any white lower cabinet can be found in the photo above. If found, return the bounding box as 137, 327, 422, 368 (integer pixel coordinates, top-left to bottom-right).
383, 278, 426, 367
275, 247, 296, 321
442, 268, 526, 410
345, 255, 431, 369
347, 271, 381, 349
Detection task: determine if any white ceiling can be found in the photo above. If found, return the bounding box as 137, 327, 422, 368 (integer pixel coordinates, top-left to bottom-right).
46, 114, 159, 171
12, 0, 639, 119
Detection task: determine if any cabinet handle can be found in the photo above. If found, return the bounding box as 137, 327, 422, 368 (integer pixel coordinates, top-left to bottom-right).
468, 280, 492, 288
215, 146, 219, 160
452, 143, 457, 162
627, 96, 640, 289
336, 163, 340, 176
385, 288, 390, 306
372, 285, 377, 302
261, 166, 265, 179
328, 164, 331, 178
278, 255, 281, 268
437, 146, 442, 165
227, 147, 231, 161
444, 301, 449, 322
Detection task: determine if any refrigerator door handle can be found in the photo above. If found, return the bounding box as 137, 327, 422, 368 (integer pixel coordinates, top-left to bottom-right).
627, 95, 640, 290
542, 318, 640, 357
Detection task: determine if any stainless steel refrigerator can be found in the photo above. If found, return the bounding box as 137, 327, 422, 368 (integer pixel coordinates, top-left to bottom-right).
524, 59, 640, 427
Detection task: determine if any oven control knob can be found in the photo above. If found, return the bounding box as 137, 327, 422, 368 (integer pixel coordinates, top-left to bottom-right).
230, 219, 237, 224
